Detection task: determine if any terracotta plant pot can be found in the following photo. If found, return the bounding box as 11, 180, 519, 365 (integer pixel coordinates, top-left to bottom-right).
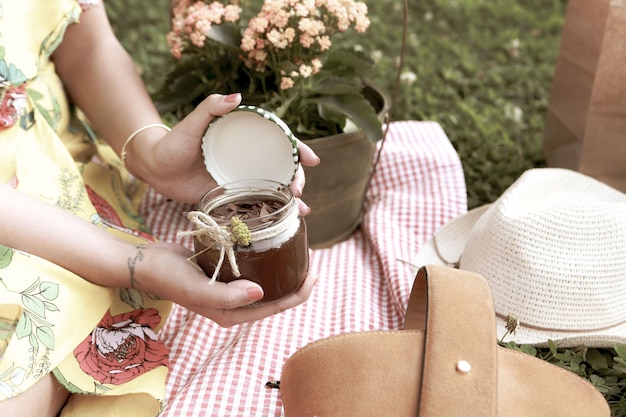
301, 84, 390, 249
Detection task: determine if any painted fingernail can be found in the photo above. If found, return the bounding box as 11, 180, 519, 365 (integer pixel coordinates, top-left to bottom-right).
247, 286, 263, 301
225, 93, 241, 103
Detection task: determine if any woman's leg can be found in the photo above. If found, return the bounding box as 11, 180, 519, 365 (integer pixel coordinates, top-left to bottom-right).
1, 373, 70, 417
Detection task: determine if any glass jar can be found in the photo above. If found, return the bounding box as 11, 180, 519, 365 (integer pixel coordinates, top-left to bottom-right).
191, 179, 309, 304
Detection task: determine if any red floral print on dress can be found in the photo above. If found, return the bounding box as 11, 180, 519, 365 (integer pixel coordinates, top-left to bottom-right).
74, 308, 169, 385
85, 185, 156, 242
0, 85, 27, 130
86, 185, 125, 227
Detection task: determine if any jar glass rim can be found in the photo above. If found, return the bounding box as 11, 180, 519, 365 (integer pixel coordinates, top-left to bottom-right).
198, 179, 295, 227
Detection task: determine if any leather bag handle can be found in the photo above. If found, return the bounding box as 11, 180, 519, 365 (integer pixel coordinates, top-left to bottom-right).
405, 265, 498, 416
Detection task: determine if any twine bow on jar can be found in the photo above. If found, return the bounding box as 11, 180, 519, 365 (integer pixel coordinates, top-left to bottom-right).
178, 210, 250, 284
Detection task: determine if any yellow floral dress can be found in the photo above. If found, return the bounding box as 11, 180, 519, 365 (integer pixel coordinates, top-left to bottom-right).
0, 1, 172, 415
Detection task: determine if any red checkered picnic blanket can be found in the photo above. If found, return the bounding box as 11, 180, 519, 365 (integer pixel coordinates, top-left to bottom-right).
140, 121, 467, 416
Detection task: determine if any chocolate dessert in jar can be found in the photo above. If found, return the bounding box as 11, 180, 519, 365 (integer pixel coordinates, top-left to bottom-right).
191, 180, 308, 304
182, 106, 309, 304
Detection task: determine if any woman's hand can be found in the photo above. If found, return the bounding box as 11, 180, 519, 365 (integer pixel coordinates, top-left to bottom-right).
126, 93, 321, 213
125, 94, 241, 203
129, 242, 318, 327
287, 135, 320, 216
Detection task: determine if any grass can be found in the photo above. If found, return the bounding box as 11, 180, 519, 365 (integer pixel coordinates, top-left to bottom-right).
358, 0, 565, 208
107, 1, 626, 415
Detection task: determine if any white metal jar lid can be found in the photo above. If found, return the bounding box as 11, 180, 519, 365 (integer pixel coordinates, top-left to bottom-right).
201, 105, 299, 186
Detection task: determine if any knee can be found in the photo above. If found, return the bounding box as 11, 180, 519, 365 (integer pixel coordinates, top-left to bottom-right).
1, 373, 70, 417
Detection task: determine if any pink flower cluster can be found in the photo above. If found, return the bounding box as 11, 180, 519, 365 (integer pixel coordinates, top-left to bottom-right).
168, 0, 243, 59
167, 0, 370, 90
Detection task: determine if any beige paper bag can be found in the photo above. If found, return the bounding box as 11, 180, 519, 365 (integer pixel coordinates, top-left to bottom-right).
543, 0, 626, 192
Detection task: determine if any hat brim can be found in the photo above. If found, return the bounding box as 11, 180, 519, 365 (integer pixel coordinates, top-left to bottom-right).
412, 204, 626, 349
412, 204, 490, 270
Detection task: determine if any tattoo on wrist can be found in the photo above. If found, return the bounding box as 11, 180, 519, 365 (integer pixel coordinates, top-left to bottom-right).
128, 245, 146, 289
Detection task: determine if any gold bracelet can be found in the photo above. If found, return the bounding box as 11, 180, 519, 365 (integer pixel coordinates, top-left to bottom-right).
120, 123, 171, 164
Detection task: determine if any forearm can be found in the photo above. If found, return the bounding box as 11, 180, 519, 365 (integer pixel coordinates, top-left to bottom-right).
0, 186, 316, 325
0, 185, 136, 288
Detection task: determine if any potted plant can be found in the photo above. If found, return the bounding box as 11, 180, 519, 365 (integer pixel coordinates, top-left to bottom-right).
155, 0, 390, 247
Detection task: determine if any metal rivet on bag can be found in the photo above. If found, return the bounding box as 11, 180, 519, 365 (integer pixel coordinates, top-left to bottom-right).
456, 360, 471, 374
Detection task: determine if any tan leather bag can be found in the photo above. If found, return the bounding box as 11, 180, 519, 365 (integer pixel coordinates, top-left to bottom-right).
280, 265, 610, 416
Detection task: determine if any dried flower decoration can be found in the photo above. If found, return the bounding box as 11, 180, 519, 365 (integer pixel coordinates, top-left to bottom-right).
498, 315, 520, 344
229, 217, 251, 246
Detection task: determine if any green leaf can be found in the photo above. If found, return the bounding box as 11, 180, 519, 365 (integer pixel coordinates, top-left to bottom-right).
552, 348, 575, 363
95, 383, 112, 392
6, 62, 27, 84
317, 93, 383, 143
29, 331, 39, 351
205, 23, 242, 49
14, 314, 32, 339
39, 282, 59, 301
52, 368, 95, 395
613, 356, 626, 367
505, 341, 518, 350
22, 277, 41, 295
324, 48, 376, 78
614, 345, 626, 359
589, 374, 606, 388
36, 326, 55, 350
613, 365, 626, 378
311, 75, 364, 96
27, 88, 44, 100
19, 110, 35, 130
547, 339, 557, 354
0, 246, 13, 269
43, 301, 60, 312
518, 344, 537, 356
155, 76, 210, 113
569, 360, 581, 373
32, 101, 55, 129
120, 288, 144, 310
277, 60, 299, 74
586, 349, 610, 371
8, 365, 25, 385
22, 294, 46, 318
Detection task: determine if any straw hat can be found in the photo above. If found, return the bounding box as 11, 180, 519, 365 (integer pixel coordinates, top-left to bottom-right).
413, 168, 626, 348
